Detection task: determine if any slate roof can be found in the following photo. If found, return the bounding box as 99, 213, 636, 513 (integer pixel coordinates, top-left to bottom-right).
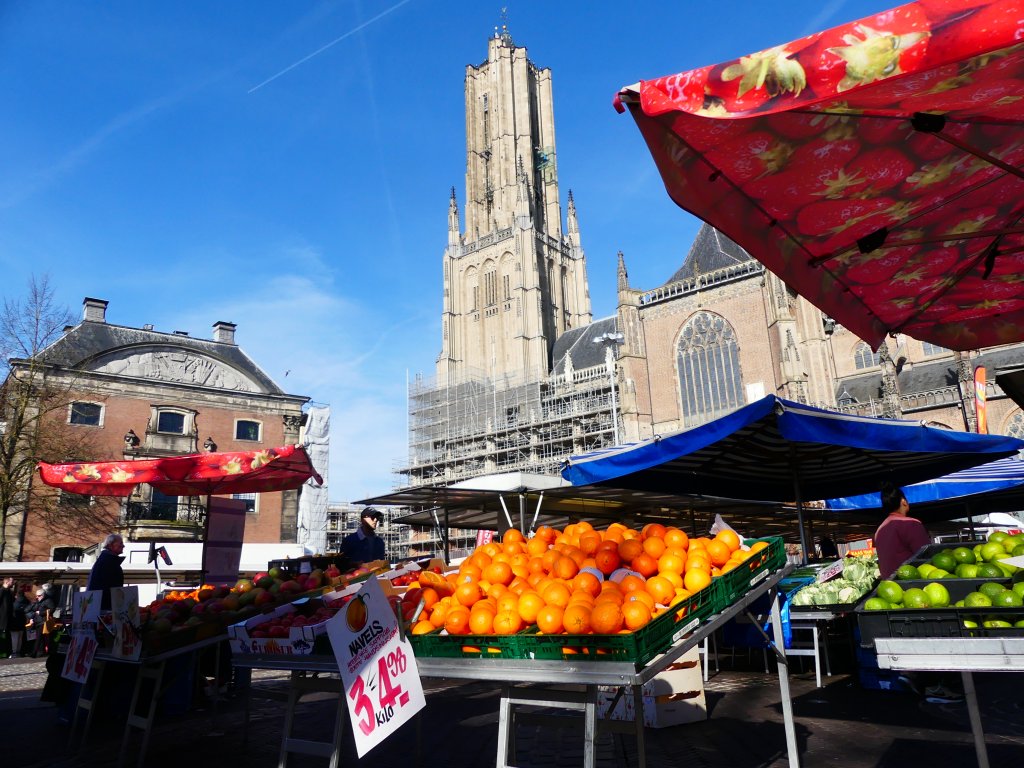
839, 345, 1024, 404
33, 320, 286, 394
664, 223, 754, 286
551, 316, 618, 375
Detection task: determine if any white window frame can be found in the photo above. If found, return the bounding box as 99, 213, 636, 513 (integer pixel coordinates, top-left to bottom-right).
68, 401, 104, 427
155, 408, 189, 435
234, 419, 263, 442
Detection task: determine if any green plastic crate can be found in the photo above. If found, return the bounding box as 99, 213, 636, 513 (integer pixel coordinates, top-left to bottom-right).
716, 537, 786, 607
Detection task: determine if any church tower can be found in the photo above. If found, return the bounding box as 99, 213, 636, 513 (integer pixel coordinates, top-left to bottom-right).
437, 28, 592, 385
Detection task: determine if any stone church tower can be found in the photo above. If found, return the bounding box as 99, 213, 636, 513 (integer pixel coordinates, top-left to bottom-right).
437, 28, 592, 386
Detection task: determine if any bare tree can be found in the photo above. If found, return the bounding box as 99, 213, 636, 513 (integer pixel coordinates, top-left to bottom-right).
0, 276, 110, 560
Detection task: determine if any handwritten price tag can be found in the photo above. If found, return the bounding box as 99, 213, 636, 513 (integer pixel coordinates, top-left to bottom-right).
327, 577, 425, 757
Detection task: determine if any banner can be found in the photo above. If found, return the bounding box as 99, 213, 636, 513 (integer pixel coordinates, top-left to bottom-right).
975, 366, 987, 434
62, 590, 102, 684
111, 586, 142, 661
202, 497, 248, 585
475, 529, 494, 548
327, 577, 425, 757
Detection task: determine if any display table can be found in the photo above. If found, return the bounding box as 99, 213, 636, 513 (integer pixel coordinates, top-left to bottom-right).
68, 632, 227, 768
875, 637, 1024, 768
788, 608, 847, 688
233, 565, 800, 768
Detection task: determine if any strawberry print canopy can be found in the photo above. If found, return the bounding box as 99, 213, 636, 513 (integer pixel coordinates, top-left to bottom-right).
616, 0, 1024, 350
38, 444, 323, 497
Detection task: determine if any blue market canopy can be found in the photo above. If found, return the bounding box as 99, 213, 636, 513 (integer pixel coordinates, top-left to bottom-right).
562, 396, 1024, 503
826, 455, 1024, 523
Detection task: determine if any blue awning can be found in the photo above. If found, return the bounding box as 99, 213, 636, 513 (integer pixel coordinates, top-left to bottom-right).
826, 455, 1024, 517
562, 396, 1024, 503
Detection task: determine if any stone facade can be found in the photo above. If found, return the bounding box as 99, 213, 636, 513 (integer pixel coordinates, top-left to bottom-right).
7, 298, 310, 562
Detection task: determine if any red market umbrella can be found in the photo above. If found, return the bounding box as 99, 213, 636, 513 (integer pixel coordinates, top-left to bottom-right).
615, 0, 1024, 351
38, 443, 323, 497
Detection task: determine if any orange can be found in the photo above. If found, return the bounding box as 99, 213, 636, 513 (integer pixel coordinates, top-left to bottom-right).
619, 574, 647, 594
565, 547, 587, 568
428, 602, 448, 628
444, 606, 471, 635
622, 601, 652, 631
715, 529, 741, 552
632, 553, 659, 578
595, 549, 621, 576
590, 602, 624, 634
457, 563, 482, 582
542, 581, 572, 608
625, 590, 655, 611
562, 604, 592, 635
517, 591, 545, 624
455, 581, 483, 607
645, 575, 675, 605
642, 536, 667, 559
541, 548, 561, 573
496, 593, 520, 614
470, 551, 492, 571
642, 523, 667, 540
535, 604, 565, 634
572, 571, 602, 598
684, 569, 712, 593
486, 583, 508, 600
749, 540, 769, 554
618, 539, 643, 563
602, 527, 625, 545
553, 555, 580, 581
658, 570, 684, 590
579, 532, 602, 556
685, 554, 712, 573
420, 587, 440, 610
503, 541, 525, 557
527, 556, 547, 574
657, 552, 684, 575
483, 542, 501, 558
595, 590, 625, 607
483, 561, 514, 586
664, 527, 689, 550
493, 610, 523, 635
411, 620, 435, 635
527, 537, 549, 557
468, 608, 494, 635
503, 528, 525, 545
535, 525, 557, 543
706, 540, 731, 567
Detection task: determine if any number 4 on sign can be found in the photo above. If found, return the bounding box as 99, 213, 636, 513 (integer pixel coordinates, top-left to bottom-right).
378, 649, 410, 709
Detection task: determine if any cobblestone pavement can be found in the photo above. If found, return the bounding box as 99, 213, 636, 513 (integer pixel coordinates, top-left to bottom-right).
2, 655, 1022, 767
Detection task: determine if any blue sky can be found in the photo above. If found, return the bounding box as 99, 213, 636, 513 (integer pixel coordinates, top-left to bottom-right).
1, 0, 898, 501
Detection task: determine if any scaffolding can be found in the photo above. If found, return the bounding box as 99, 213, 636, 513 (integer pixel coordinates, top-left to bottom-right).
398, 363, 618, 487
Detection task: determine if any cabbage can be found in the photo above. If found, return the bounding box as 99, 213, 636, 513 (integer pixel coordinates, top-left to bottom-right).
843, 559, 869, 583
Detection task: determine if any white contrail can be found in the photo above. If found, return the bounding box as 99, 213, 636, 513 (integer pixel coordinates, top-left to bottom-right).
248, 0, 414, 94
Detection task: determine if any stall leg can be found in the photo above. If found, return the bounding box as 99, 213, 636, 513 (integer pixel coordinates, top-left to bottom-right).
961, 671, 990, 768
68, 659, 106, 751
117, 660, 166, 768
770, 594, 800, 768
632, 683, 646, 768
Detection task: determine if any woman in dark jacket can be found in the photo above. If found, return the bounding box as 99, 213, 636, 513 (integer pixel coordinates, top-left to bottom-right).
0, 578, 14, 658
27, 586, 57, 658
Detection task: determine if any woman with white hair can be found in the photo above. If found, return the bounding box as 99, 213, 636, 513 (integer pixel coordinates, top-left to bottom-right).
87, 533, 125, 610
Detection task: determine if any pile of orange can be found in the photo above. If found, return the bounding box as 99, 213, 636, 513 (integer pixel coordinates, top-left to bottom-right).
409, 523, 764, 638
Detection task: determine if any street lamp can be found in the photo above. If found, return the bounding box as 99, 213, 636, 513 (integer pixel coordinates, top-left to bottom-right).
593, 332, 625, 445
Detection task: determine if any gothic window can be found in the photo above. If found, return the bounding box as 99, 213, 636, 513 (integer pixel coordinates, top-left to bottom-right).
482, 94, 489, 144
853, 342, 878, 370
472, 286, 479, 311
677, 311, 744, 427
922, 342, 947, 356
1005, 410, 1024, 439
484, 270, 497, 306
69, 401, 103, 426
503, 274, 511, 300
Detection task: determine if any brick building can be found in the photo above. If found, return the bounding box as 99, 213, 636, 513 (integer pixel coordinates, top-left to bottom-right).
5, 297, 310, 562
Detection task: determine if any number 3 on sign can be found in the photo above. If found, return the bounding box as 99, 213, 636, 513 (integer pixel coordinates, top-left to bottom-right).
347, 648, 412, 735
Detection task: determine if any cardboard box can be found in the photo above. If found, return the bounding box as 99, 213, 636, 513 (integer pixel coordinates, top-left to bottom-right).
596, 647, 707, 728
229, 583, 360, 655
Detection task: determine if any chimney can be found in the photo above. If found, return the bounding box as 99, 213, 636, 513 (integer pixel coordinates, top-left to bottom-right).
173, 330, 189, 336
143, 324, 154, 331
82, 297, 108, 323
212, 321, 237, 345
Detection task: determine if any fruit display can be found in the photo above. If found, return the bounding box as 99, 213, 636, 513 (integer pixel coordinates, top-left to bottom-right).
228, 587, 362, 655
893, 532, 1024, 581
403, 522, 778, 659
857, 576, 1024, 647
790, 553, 880, 608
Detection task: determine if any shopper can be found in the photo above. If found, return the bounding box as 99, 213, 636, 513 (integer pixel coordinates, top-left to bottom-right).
0, 578, 15, 658
27, 585, 56, 658
341, 508, 387, 564
11, 585, 31, 658
873, 483, 929, 579
87, 533, 125, 610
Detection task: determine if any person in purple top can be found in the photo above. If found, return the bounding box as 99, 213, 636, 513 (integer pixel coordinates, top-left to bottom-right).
873, 483, 929, 579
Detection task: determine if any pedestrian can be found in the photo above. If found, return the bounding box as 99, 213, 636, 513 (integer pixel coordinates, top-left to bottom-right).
873, 483, 929, 579
873, 482, 960, 703
341, 508, 387, 564
87, 533, 125, 610
27, 585, 56, 658
0, 578, 15, 658
11, 585, 31, 658
817, 536, 839, 560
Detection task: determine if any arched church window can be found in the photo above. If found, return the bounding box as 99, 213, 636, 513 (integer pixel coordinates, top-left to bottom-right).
853, 342, 878, 370
677, 311, 744, 428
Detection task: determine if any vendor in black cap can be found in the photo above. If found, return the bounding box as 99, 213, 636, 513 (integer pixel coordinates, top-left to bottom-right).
341, 507, 386, 564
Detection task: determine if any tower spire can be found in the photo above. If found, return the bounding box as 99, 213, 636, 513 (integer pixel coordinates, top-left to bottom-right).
617, 250, 630, 293
448, 186, 460, 246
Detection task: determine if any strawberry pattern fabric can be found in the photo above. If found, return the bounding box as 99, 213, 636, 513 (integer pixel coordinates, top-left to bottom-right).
617, 0, 1024, 350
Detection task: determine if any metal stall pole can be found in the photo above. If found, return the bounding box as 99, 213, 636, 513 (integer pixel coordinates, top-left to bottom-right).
528, 492, 545, 535
518, 493, 526, 535
770, 591, 801, 768
444, 508, 451, 564
791, 449, 809, 565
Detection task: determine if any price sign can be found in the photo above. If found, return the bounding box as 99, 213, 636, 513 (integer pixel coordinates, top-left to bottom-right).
327, 576, 425, 757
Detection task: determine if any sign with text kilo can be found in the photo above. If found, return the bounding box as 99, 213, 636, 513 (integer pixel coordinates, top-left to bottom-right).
326, 576, 425, 757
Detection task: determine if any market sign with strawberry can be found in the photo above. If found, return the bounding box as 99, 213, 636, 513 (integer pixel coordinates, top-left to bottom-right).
616, 0, 1024, 351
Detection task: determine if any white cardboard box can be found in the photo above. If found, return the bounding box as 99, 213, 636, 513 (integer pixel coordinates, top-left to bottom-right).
596, 647, 707, 728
